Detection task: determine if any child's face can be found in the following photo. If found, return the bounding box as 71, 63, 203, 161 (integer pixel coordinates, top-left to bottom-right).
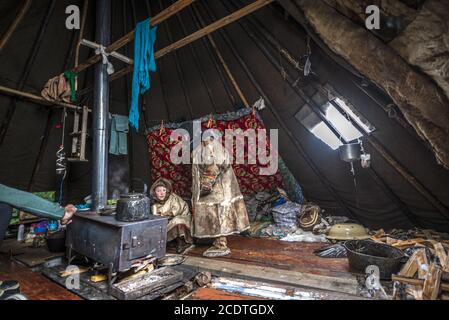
155, 186, 167, 201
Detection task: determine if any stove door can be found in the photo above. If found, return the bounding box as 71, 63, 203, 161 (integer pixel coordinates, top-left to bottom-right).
128, 224, 164, 260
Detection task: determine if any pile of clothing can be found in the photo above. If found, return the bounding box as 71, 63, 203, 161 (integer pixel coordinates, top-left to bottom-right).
244, 189, 287, 222
243, 187, 369, 244
244, 188, 337, 243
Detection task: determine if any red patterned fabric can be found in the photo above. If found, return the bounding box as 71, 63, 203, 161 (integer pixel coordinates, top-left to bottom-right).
146, 112, 283, 198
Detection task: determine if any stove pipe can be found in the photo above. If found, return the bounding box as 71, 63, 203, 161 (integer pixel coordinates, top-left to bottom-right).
91, 0, 111, 211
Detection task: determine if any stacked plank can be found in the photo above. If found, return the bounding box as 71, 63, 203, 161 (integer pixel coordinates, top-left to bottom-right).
371, 229, 449, 300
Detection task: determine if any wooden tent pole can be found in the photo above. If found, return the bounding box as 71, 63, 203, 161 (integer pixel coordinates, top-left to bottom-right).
176, 3, 220, 113
27, 11, 86, 192
156, 0, 194, 119
77, 0, 274, 97
0, 0, 57, 148
0, 85, 89, 112
367, 137, 449, 219
327, 99, 449, 219
267, 1, 423, 146
191, 4, 250, 108
73, 0, 196, 74
229, 0, 449, 221
187, 8, 237, 107
201, 1, 355, 218
135, 1, 172, 123
0, 0, 32, 51
291, 0, 449, 169
366, 168, 418, 226
155, 0, 273, 60
207, 35, 250, 108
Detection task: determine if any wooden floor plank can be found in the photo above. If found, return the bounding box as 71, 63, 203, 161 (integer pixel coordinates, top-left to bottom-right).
0, 254, 81, 300
185, 236, 352, 278
189, 287, 260, 300
182, 255, 360, 296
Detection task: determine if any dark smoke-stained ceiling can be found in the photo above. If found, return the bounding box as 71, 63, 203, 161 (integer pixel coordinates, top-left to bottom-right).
1, 0, 449, 231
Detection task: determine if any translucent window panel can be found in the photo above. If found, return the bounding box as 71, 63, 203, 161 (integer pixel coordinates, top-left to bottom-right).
324, 103, 363, 142
296, 104, 344, 150
334, 98, 375, 134
310, 122, 344, 150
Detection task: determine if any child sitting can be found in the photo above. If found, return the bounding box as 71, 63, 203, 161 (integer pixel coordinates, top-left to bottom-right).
150, 178, 192, 253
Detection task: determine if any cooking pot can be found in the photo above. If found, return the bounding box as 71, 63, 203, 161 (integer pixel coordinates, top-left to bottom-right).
339, 143, 362, 163
344, 240, 407, 279
46, 230, 66, 253
115, 179, 151, 222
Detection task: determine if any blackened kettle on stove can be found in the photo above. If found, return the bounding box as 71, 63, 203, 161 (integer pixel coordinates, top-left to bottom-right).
115, 179, 151, 222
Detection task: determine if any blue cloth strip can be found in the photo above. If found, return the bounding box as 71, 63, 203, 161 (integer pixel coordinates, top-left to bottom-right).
130, 18, 157, 130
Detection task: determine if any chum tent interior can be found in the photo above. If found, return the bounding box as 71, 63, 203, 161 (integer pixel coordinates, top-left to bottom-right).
1, 0, 449, 235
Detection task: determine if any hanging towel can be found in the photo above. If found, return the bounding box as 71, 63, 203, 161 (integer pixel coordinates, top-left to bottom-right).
129, 18, 157, 130
109, 114, 129, 155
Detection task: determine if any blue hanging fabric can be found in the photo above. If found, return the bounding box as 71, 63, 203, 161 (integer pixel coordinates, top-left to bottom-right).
129, 18, 157, 130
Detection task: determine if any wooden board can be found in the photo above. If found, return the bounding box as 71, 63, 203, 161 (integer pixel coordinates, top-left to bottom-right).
405, 285, 423, 300
0, 239, 31, 255
210, 276, 367, 300
433, 242, 448, 270
183, 236, 352, 279
422, 264, 442, 300
392, 275, 449, 292
13, 247, 64, 267
182, 255, 361, 296
188, 287, 260, 300
417, 249, 429, 280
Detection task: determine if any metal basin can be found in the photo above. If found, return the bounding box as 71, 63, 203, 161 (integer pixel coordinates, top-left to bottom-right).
344, 240, 406, 279
326, 223, 370, 241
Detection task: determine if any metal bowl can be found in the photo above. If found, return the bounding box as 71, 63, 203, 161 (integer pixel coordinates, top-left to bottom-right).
326, 223, 370, 240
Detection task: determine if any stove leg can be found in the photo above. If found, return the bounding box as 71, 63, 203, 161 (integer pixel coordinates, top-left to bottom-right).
67, 245, 75, 265
107, 262, 116, 296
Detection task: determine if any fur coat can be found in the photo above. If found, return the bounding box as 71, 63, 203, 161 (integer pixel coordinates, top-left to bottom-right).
150, 178, 192, 243
191, 139, 250, 238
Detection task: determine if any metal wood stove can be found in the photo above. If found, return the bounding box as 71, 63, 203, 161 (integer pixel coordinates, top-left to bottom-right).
66, 212, 168, 289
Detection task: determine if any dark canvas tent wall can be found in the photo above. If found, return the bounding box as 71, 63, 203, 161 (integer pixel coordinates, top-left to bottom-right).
1, 0, 449, 231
